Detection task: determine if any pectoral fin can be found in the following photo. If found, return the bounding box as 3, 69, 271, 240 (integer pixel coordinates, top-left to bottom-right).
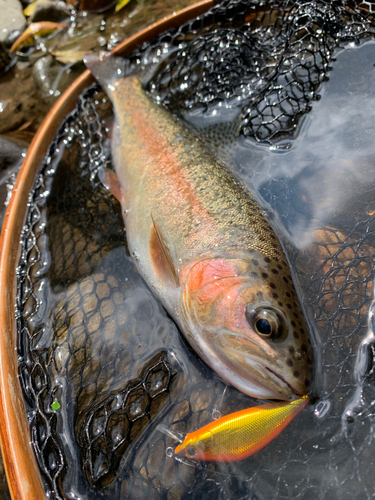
150, 214, 179, 286
98, 167, 123, 201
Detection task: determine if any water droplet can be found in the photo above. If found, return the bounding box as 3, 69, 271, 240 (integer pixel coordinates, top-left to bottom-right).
166, 447, 173, 458
345, 410, 355, 423
314, 400, 330, 418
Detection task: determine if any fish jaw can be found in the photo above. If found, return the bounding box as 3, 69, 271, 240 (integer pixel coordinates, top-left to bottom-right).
181, 255, 312, 400
219, 330, 308, 399
183, 326, 296, 400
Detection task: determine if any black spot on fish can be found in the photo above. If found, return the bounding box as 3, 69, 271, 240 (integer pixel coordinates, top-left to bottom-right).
270, 282, 276, 289
293, 370, 300, 378
289, 347, 294, 354
293, 302, 298, 307
286, 292, 291, 298
291, 320, 296, 327
293, 312, 298, 319
300, 327, 306, 335
264, 256, 271, 263
293, 331, 299, 339
286, 304, 292, 309
271, 269, 279, 274
305, 378, 310, 386
251, 272, 258, 278
283, 277, 289, 284
278, 301, 283, 307
257, 291, 263, 298
287, 359, 293, 367
261, 272, 268, 279
272, 292, 279, 299
253, 259, 259, 266
301, 344, 307, 353
277, 264, 283, 270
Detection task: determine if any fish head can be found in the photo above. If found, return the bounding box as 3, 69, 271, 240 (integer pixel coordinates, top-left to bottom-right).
175, 431, 213, 461
181, 253, 313, 400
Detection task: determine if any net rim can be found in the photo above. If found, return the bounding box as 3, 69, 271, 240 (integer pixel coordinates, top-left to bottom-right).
0, 1, 213, 498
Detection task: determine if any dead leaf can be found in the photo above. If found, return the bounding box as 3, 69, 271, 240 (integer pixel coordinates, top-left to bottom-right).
10, 22, 68, 53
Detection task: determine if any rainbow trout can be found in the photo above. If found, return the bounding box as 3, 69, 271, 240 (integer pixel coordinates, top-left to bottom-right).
86, 55, 312, 400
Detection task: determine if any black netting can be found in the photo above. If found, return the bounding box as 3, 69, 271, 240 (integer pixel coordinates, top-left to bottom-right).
15, 1, 375, 499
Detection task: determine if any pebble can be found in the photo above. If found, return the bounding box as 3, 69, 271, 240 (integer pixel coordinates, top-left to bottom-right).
30, 0, 70, 23
0, 0, 26, 43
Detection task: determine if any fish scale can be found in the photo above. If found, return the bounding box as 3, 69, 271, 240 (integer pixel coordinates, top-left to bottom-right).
86, 59, 312, 401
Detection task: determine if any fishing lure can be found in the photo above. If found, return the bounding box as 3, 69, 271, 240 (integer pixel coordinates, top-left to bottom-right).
175, 396, 309, 462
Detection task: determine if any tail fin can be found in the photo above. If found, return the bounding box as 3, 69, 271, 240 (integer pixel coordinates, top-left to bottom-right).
84, 52, 128, 98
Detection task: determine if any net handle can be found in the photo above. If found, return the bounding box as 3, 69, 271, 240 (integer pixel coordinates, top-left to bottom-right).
0, 1, 213, 498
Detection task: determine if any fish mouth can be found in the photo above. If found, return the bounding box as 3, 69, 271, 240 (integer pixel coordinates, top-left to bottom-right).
219, 333, 300, 400
265, 367, 300, 399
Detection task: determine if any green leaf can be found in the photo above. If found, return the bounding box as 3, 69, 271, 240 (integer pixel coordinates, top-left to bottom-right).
23, 0, 41, 17
51, 399, 61, 412
115, 0, 133, 13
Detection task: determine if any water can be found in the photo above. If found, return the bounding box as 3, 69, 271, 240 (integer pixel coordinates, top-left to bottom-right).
17, 30, 375, 500
233, 41, 375, 250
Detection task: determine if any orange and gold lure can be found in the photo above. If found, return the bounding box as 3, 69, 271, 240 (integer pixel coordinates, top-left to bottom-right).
175, 396, 309, 462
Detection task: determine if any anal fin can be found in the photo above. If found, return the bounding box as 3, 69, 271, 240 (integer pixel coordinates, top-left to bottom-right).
150, 214, 179, 286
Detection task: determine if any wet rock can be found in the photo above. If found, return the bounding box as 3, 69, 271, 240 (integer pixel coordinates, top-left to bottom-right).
0, 0, 26, 42
0, 42, 12, 74
0, 134, 26, 172
0, 164, 20, 231
2, 27, 24, 49
30, 0, 71, 23
0, 64, 51, 136
0, 134, 27, 228
32, 54, 85, 100
66, 0, 115, 13
190, 383, 214, 412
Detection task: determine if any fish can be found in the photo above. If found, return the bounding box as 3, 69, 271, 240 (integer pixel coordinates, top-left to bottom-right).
85, 54, 313, 400
174, 395, 309, 461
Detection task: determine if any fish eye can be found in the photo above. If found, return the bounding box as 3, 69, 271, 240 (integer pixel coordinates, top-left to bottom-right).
255, 317, 272, 336
245, 306, 286, 341
186, 448, 196, 458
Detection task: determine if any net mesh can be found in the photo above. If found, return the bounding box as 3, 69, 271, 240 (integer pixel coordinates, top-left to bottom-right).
15, 0, 375, 499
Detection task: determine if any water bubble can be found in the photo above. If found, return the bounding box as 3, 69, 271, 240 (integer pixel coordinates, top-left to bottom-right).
314, 400, 330, 418
166, 447, 174, 458
345, 411, 355, 423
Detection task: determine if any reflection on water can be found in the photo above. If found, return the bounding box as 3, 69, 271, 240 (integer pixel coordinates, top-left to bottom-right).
16, 27, 375, 500
235, 41, 375, 248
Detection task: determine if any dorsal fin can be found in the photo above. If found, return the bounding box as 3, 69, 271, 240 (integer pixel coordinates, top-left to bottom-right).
150, 214, 179, 286
182, 107, 242, 157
